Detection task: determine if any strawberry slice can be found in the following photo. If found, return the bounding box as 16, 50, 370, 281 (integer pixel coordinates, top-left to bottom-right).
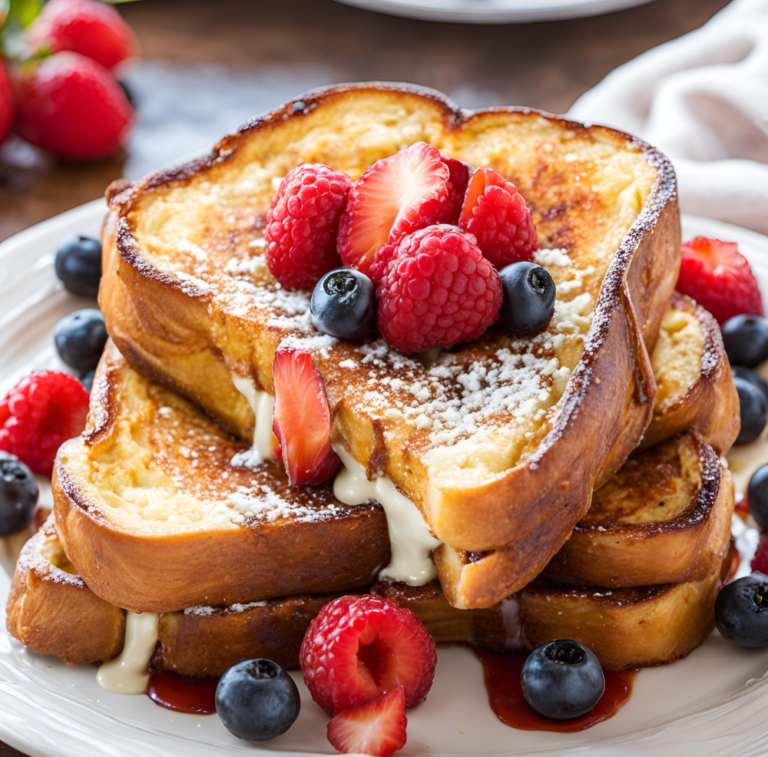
327, 687, 408, 757
271, 348, 341, 486
337, 142, 451, 276
676, 236, 764, 325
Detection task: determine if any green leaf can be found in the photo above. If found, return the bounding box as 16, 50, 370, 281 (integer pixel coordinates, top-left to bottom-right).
0, 0, 10, 29
9, 0, 42, 27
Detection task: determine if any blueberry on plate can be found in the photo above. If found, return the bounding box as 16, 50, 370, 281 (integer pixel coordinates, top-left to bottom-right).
715, 573, 768, 646
721, 314, 768, 369
81, 369, 96, 393
499, 262, 556, 334
53, 309, 108, 373
0, 452, 38, 537
55, 234, 102, 299
521, 639, 605, 720
733, 375, 768, 445
748, 464, 768, 530
216, 659, 300, 741
310, 268, 377, 342
732, 367, 768, 405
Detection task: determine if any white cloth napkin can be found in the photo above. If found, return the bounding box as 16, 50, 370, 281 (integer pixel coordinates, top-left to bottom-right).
569, 0, 768, 236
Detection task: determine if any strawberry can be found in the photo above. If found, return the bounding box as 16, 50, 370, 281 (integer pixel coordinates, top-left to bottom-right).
443, 156, 471, 220
337, 142, 452, 276
15, 52, 134, 161
28, 0, 138, 72
676, 236, 764, 325
327, 687, 407, 757
271, 348, 340, 486
0, 60, 14, 147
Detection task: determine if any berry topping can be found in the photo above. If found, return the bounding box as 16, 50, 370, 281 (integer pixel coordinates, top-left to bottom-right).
337, 143, 452, 276
676, 237, 763, 325
722, 314, 768, 369
53, 309, 108, 373
375, 225, 503, 355
498, 261, 556, 333
751, 535, 768, 575
81, 369, 96, 393
443, 156, 471, 220
715, 573, 768, 647
733, 374, 768, 446
265, 164, 352, 291
327, 687, 407, 757
15, 52, 134, 161
271, 348, 341, 486
300, 594, 436, 717
732, 367, 768, 405
0, 60, 15, 147
0, 371, 90, 476
215, 659, 300, 741
748, 465, 768, 531
458, 167, 537, 269
521, 639, 605, 721
311, 268, 377, 342
55, 233, 102, 298
0, 452, 38, 537
28, 0, 138, 71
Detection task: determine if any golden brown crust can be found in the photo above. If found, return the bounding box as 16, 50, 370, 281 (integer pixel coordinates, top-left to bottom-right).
100, 83, 680, 590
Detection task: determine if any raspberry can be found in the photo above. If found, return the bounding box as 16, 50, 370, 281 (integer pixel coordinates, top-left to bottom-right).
443, 156, 471, 221
0, 371, 90, 476
375, 225, 503, 354
0, 60, 14, 147
300, 595, 436, 717
458, 167, 537, 269
28, 0, 138, 71
265, 164, 352, 291
676, 236, 764, 325
752, 535, 768, 574
15, 52, 134, 161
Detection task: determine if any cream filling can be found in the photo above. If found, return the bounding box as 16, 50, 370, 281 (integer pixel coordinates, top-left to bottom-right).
333, 445, 441, 585
232, 374, 275, 462
97, 612, 159, 695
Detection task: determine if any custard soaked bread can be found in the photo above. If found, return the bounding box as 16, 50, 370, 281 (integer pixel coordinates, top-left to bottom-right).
101, 84, 680, 596
8, 518, 725, 674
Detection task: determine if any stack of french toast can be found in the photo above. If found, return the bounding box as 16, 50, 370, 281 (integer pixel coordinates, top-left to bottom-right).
7, 84, 740, 684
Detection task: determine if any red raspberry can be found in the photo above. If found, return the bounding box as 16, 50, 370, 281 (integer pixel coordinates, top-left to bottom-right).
443, 156, 471, 221
0, 371, 90, 476
300, 595, 436, 717
265, 164, 352, 291
0, 60, 14, 147
458, 167, 537, 269
15, 52, 134, 161
375, 225, 503, 354
28, 0, 138, 71
752, 535, 768, 574
676, 236, 764, 325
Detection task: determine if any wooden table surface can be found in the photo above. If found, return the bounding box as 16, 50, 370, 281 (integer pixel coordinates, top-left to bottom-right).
0, 0, 729, 753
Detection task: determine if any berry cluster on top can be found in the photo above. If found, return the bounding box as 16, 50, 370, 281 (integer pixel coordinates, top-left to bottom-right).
263, 143, 550, 355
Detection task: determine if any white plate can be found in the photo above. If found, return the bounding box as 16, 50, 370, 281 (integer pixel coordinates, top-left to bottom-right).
1, 205, 768, 757
332, 0, 656, 24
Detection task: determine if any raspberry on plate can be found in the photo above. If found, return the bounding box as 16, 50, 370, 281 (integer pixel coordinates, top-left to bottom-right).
337, 142, 453, 276
0, 371, 90, 476
300, 595, 437, 716
751, 535, 768, 575
375, 225, 503, 354
265, 164, 352, 291
458, 167, 537, 269
676, 236, 764, 325
443, 156, 471, 221
327, 687, 407, 757
0, 60, 14, 147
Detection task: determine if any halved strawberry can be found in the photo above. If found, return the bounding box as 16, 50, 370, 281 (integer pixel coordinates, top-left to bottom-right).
676, 236, 764, 325
327, 687, 407, 757
443, 156, 471, 220
271, 348, 340, 486
337, 142, 451, 276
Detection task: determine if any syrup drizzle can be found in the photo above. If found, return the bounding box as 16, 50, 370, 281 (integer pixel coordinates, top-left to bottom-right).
147, 672, 219, 714
475, 650, 635, 732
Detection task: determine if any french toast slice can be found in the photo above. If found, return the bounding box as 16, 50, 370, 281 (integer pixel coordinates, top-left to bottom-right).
53, 341, 389, 614
101, 84, 680, 592
8, 518, 725, 673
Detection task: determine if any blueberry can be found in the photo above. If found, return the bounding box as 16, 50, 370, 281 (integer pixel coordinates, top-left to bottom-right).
521, 639, 604, 720
499, 262, 556, 333
81, 369, 96, 393
0, 452, 38, 537
216, 659, 300, 741
734, 375, 768, 445
732, 367, 768, 405
53, 309, 108, 373
54, 234, 102, 299
715, 573, 768, 646
747, 464, 768, 530
310, 268, 377, 342
722, 314, 768, 369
